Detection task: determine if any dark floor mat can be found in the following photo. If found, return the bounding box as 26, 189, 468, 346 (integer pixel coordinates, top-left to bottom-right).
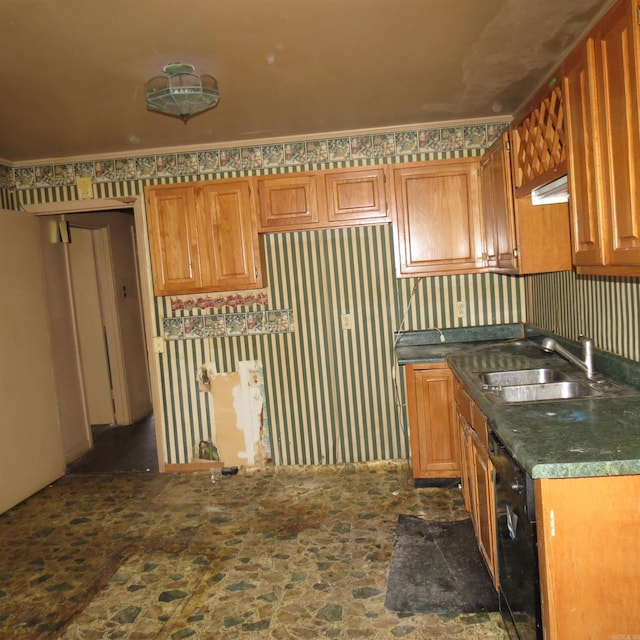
385, 515, 499, 615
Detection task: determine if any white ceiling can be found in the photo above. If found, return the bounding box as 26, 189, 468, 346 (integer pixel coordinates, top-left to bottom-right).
0, 0, 614, 164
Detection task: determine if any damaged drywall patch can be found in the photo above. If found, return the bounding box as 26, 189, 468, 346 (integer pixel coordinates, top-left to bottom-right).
197, 360, 271, 468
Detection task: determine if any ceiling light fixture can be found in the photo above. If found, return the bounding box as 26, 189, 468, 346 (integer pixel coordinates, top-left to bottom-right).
145, 63, 220, 123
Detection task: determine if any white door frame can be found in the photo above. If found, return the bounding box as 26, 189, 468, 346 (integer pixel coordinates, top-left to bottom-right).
24, 197, 166, 471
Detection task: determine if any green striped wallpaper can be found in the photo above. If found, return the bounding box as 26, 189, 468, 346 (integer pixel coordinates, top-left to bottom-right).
7, 123, 532, 466
155, 223, 526, 466
10, 122, 636, 467
526, 271, 640, 362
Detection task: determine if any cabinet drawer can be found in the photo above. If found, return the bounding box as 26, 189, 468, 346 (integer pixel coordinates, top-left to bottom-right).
256, 174, 321, 231
471, 403, 489, 450
454, 380, 473, 425
324, 167, 389, 225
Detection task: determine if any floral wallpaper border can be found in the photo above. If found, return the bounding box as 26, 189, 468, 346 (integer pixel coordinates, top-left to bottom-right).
0, 121, 509, 190
163, 309, 293, 340
170, 290, 269, 313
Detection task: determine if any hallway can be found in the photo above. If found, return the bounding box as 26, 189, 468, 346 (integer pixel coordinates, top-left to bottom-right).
0, 462, 507, 639
66, 414, 158, 474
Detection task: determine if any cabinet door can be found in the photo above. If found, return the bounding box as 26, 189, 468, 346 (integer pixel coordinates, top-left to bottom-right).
480, 133, 517, 271
473, 433, 498, 588
536, 475, 640, 639
406, 364, 460, 480
563, 38, 607, 267
393, 160, 483, 276
198, 181, 262, 290
595, 0, 640, 266
146, 185, 203, 295
457, 413, 474, 514
475, 441, 499, 588
323, 167, 389, 225
256, 174, 321, 231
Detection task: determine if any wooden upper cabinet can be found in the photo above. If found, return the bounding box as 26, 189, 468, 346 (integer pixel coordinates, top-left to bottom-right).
480, 132, 517, 271
145, 180, 263, 296
256, 173, 322, 231
563, 0, 640, 274
564, 37, 607, 267
145, 185, 203, 294
256, 166, 390, 231
510, 82, 567, 196
392, 158, 483, 276
198, 181, 262, 290
481, 131, 572, 274
594, 0, 640, 269
323, 167, 389, 226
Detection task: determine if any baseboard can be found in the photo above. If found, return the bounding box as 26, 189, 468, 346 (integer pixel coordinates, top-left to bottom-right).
164, 461, 224, 473
414, 477, 461, 489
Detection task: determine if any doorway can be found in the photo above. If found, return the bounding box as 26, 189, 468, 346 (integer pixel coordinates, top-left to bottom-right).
29, 197, 164, 472
67, 413, 158, 473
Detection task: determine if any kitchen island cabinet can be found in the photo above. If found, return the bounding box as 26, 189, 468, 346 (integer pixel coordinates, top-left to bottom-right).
391, 158, 483, 277
405, 363, 459, 482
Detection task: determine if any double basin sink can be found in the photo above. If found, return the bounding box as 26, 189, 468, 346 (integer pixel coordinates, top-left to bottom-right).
476, 367, 638, 404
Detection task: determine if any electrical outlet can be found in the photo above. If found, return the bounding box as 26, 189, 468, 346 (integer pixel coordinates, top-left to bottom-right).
455, 301, 466, 319
341, 313, 353, 330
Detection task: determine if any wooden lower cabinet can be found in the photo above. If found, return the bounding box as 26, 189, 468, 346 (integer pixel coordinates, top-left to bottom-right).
471, 427, 498, 587
535, 474, 640, 639
405, 363, 460, 481
454, 377, 499, 589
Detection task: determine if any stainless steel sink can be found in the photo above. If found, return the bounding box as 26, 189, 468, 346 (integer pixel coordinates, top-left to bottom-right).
480, 368, 567, 387
491, 381, 598, 402
475, 366, 639, 404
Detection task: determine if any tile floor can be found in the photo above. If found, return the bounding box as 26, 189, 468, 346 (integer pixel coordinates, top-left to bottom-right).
0, 462, 508, 639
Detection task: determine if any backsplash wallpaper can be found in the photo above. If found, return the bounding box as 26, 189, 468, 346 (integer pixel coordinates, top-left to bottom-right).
526, 270, 640, 363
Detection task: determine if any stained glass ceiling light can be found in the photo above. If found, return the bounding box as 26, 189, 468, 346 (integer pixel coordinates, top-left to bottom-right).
145, 63, 220, 123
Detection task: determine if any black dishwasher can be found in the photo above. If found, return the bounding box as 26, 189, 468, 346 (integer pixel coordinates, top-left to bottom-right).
489, 432, 542, 640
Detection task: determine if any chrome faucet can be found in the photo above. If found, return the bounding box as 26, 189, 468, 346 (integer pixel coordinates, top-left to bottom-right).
541, 335, 595, 379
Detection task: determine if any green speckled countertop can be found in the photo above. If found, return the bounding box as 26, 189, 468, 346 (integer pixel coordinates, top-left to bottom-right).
395, 323, 523, 364
447, 338, 640, 479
